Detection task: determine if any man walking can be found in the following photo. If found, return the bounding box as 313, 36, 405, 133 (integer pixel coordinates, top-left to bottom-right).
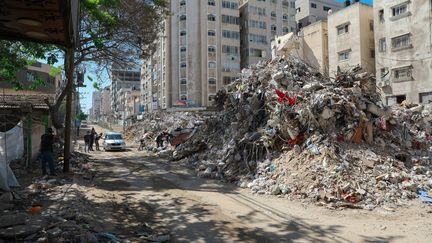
40, 128, 56, 176
84, 131, 91, 152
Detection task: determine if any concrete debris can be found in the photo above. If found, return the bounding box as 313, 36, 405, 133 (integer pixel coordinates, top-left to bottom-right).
0, 152, 166, 242
146, 55, 432, 209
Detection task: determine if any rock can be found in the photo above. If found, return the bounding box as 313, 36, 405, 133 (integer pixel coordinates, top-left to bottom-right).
0, 213, 27, 228
401, 181, 417, 192
47, 227, 62, 237
270, 185, 281, 195
320, 107, 334, 119
272, 71, 284, 81
0, 224, 42, 239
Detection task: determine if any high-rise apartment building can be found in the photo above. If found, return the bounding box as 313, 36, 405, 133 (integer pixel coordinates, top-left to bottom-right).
240, 0, 297, 68
142, 0, 242, 108
374, 0, 432, 105
295, 0, 343, 29
110, 64, 140, 116
328, 2, 375, 77
100, 87, 111, 123
91, 90, 102, 121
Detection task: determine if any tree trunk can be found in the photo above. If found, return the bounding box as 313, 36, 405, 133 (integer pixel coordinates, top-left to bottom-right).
63, 47, 74, 172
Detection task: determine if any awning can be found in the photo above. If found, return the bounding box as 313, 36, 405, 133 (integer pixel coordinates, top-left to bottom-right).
0, 0, 80, 47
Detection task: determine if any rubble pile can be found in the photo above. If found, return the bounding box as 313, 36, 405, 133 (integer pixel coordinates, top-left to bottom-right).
174, 56, 432, 209
125, 111, 206, 142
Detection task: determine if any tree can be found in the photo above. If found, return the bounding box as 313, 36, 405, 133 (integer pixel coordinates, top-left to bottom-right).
1, 0, 170, 172
76, 111, 88, 121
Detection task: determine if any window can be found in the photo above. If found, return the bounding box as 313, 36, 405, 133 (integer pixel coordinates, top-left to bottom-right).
180, 62, 187, 68
290, 1, 295, 8
369, 20, 374, 31
180, 95, 187, 101
282, 0, 289, 7
370, 49, 375, 58
248, 48, 265, 57
311, 3, 317, 8
283, 14, 288, 21
222, 15, 239, 25
379, 38, 386, 52
208, 78, 216, 85
271, 11, 276, 18
271, 0, 277, 4
208, 62, 216, 68
208, 46, 216, 52
208, 14, 216, 21
249, 34, 267, 44
323, 6, 331, 11
337, 24, 349, 35
420, 92, 432, 104
392, 4, 407, 17
379, 9, 384, 22
26, 71, 36, 82
222, 1, 239, 9
180, 31, 187, 36
271, 25, 276, 31
222, 45, 239, 55
208, 0, 215, 6
208, 30, 216, 36
387, 95, 406, 106
248, 20, 266, 29
283, 27, 289, 33
223, 76, 232, 85
296, 7, 301, 13
180, 15, 186, 21
249, 6, 266, 16
180, 79, 187, 85
338, 50, 350, 61
393, 66, 413, 81
391, 34, 411, 49
180, 0, 186, 6
222, 30, 240, 39
180, 47, 187, 52
380, 68, 389, 79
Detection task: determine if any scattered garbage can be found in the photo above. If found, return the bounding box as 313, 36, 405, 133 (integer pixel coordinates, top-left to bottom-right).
148, 55, 432, 209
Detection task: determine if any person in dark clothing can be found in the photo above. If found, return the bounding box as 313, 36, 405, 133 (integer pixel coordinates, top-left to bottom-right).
89, 127, 96, 151
95, 133, 102, 151
156, 133, 165, 148
40, 128, 56, 175
84, 131, 91, 152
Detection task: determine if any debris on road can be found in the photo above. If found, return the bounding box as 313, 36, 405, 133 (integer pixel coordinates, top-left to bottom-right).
144, 55, 432, 209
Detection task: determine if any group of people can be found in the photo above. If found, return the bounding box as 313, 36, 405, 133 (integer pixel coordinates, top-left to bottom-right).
156, 131, 173, 148
83, 127, 102, 152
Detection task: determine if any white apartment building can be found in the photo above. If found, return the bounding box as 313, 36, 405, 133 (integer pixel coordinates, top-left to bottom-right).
118, 88, 140, 126
142, 0, 242, 108
240, 0, 297, 68
141, 26, 170, 112
328, 2, 375, 77
295, 0, 343, 29
110, 64, 140, 117
374, 0, 432, 105
91, 90, 102, 121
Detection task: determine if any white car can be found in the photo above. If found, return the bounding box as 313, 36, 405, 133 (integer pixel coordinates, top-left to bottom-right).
103, 132, 126, 151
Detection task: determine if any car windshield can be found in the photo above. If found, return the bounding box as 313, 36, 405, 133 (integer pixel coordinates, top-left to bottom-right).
106, 134, 123, 140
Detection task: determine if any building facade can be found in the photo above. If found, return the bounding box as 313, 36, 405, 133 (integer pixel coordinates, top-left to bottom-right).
118, 88, 141, 126
110, 64, 141, 118
240, 0, 297, 68
91, 90, 102, 122
301, 20, 329, 75
374, 0, 432, 105
100, 87, 112, 123
142, 0, 243, 109
328, 2, 375, 78
295, 0, 343, 29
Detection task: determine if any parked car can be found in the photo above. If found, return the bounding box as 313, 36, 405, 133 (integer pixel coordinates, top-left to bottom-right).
103, 132, 126, 151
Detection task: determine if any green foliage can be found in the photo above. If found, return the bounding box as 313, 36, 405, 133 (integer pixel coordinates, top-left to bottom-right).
0, 40, 59, 90
76, 111, 88, 121
48, 66, 62, 77
93, 81, 100, 90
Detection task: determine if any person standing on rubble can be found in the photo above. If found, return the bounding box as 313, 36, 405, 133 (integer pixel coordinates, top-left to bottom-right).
84, 131, 91, 153
156, 132, 165, 148
40, 128, 56, 176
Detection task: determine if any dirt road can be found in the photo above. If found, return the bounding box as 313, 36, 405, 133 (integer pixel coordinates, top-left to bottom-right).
78, 127, 432, 242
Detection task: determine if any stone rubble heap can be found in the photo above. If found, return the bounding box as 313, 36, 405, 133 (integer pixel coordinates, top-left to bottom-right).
173, 56, 432, 209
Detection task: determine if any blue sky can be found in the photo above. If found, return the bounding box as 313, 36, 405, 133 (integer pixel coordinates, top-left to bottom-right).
79, 0, 374, 113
